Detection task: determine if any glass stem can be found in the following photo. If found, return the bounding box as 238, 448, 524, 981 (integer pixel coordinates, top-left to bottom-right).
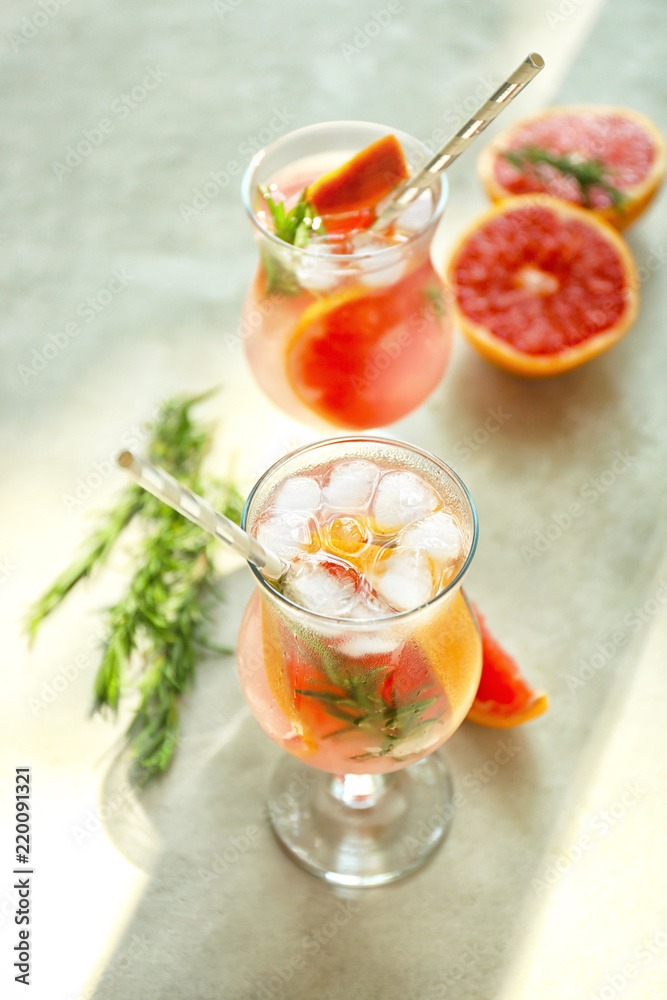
329, 772, 388, 810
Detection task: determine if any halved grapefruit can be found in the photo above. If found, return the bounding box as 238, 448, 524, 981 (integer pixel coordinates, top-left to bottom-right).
468, 606, 548, 728
478, 105, 666, 230
447, 195, 639, 377
307, 134, 409, 217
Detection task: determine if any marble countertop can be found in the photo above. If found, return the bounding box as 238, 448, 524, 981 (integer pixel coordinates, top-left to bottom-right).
2, 0, 666, 997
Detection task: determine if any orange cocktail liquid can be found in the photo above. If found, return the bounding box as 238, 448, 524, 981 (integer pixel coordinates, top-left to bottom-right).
237, 455, 482, 774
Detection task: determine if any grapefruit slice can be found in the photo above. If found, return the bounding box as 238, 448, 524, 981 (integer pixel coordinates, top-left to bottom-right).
478, 105, 666, 230
286, 259, 449, 427
468, 606, 548, 728
261, 598, 318, 753
446, 195, 639, 377
307, 134, 409, 217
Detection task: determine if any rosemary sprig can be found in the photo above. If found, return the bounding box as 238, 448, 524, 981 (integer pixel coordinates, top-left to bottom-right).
503, 146, 628, 209
258, 187, 319, 295
27, 391, 244, 785
291, 631, 443, 761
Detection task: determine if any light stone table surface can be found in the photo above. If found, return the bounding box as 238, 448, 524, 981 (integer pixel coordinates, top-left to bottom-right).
2, 0, 667, 998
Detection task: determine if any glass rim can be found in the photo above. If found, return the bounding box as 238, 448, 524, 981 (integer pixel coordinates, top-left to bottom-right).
241, 435, 478, 627
240, 119, 449, 262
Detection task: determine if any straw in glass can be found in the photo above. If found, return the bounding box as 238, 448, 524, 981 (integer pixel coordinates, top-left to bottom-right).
117, 450, 285, 581
371, 52, 545, 232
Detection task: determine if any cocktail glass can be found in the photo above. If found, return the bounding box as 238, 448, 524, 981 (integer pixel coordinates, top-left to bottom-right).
236, 436, 481, 886
240, 121, 452, 431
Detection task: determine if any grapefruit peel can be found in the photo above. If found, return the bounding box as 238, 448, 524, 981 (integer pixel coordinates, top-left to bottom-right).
307, 134, 409, 217
467, 605, 548, 728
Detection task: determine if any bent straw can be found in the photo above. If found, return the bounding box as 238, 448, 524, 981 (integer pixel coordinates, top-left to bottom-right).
117, 450, 285, 581
371, 52, 545, 232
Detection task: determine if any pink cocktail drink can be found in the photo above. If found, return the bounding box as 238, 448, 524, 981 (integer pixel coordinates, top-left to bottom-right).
240, 122, 453, 430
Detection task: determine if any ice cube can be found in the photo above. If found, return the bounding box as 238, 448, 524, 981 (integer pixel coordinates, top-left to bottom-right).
255, 511, 316, 561
339, 630, 400, 657
273, 476, 322, 513
323, 460, 380, 511
295, 243, 340, 292
396, 189, 434, 234
357, 255, 406, 288
282, 553, 359, 617
400, 511, 462, 567
371, 470, 440, 533
370, 548, 436, 612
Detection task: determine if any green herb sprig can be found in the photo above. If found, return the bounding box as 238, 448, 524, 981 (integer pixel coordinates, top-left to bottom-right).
258, 187, 319, 295
27, 392, 244, 785
283, 623, 442, 763
503, 146, 629, 209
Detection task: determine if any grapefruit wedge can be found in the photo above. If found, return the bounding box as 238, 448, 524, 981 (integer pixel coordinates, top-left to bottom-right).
468, 606, 548, 728
307, 134, 409, 218
478, 105, 666, 231
447, 195, 639, 377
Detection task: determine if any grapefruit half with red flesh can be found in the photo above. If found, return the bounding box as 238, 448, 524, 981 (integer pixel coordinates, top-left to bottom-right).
478, 105, 666, 230
447, 195, 639, 377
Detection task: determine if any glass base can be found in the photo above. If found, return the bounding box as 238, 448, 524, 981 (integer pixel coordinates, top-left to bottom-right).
267, 752, 455, 887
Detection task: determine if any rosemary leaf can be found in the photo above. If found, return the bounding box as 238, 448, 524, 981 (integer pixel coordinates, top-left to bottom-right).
26, 391, 243, 784
503, 146, 628, 209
